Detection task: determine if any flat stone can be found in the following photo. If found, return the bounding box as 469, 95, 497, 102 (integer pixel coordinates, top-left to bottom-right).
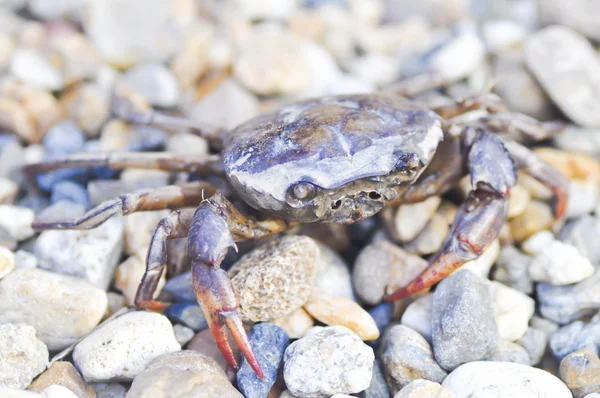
525, 26, 600, 127
0, 268, 107, 351
529, 240, 594, 285
0, 324, 48, 389
283, 326, 374, 398
126, 350, 242, 398
441, 361, 571, 397
73, 311, 180, 382
559, 349, 600, 397
29, 361, 95, 398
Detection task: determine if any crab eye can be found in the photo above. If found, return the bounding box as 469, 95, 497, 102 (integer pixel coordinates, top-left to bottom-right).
290, 182, 316, 200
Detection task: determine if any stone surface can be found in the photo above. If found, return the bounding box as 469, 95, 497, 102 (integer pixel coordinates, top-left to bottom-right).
0, 247, 14, 279
392, 197, 441, 242
283, 326, 374, 398
314, 242, 354, 300
508, 200, 554, 241
304, 289, 379, 340
528, 240, 594, 285
73, 311, 180, 382
432, 270, 499, 371
461, 239, 500, 279
441, 361, 571, 397
517, 328, 548, 366
525, 26, 600, 127
10, 48, 64, 90
561, 215, 600, 265
484, 340, 531, 365
559, 349, 600, 398
114, 252, 166, 307
0, 268, 107, 350
0, 205, 35, 241
35, 215, 124, 289
123, 209, 170, 256
165, 302, 208, 332
120, 63, 180, 107
521, 230, 555, 256
549, 321, 600, 360
394, 379, 457, 398
0, 324, 48, 389
401, 294, 433, 342
188, 327, 239, 378
271, 308, 315, 340
566, 180, 598, 218
94, 382, 127, 398
173, 324, 194, 346
29, 361, 95, 398
229, 236, 320, 321
381, 325, 447, 394
359, 359, 390, 398
539, 0, 600, 41
41, 385, 79, 398
126, 350, 242, 398
493, 245, 533, 294
489, 281, 535, 342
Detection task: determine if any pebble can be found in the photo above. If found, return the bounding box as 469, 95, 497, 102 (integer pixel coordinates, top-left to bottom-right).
165, 302, 208, 332
368, 302, 394, 344
461, 239, 500, 279
390, 196, 441, 242
0, 324, 48, 389
120, 63, 180, 107
35, 215, 124, 290
50, 181, 90, 208
283, 326, 374, 398
430, 30, 486, 84
304, 289, 380, 340
484, 340, 531, 365
566, 180, 598, 218
529, 240, 594, 285
0, 177, 17, 204
490, 281, 535, 342
535, 148, 600, 182
100, 121, 167, 152
126, 350, 242, 398
441, 361, 572, 397
349, 53, 400, 87
432, 270, 499, 371
10, 48, 64, 91
517, 328, 548, 366
401, 294, 433, 342
360, 359, 390, 398
482, 20, 527, 54
559, 349, 600, 398
228, 235, 320, 322
94, 383, 127, 398
73, 311, 180, 382
173, 324, 194, 346
14, 249, 37, 270
394, 379, 457, 398
271, 308, 315, 339
0, 247, 14, 279
29, 361, 95, 398
43, 120, 86, 155
537, 270, 600, 324
0, 268, 107, 350
403, 212, 449, 255
525, 26, 600, 128
381, 325, 447, 394
539, 0, 600, 41
314, 242, 354, 300
114, 251, 166, 306
554, 126, 600, 157
549, 321, 600, 360
0, 205, 35, 241
166, 132, 208, 155
237, 323, 289, 398
0, 387, 41, 397
492, 245, 533, 294
353, 241, 428, 305
169, 24, 212, 89
188, 328, 239, 377
65, 84, 110, 137
508, 200, 554, 241
521, 230, 555, 256
560, 215, 600, 266
163, 271, 195, 302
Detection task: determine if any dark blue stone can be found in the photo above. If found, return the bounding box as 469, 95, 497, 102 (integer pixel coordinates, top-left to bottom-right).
84, 140, 118, 179
36, 167, 89, 192
50, 181, 91, 208
237, 323, 290, 398
43, 120, 86, 155
163, 271, 196, 302
367, 302, 393, 349
165, 301, 208, 331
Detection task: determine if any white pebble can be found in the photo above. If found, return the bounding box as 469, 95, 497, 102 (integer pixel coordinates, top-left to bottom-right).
521, 230, 555, 256
394, 196, 441, 242
0, 324, 48, 389
566, 180, 598, 218
0, 205, 35, 241
529, 240, 595, 285
120, 63, 181, 107
401, 294, 433, 342
0, 247, 14, 279
10, 49, 64, 90
490, 281, 535, 341
41, 385, 78, 398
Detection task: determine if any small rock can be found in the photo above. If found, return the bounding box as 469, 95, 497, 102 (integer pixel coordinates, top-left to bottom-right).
539, 0, 600, 41
508, 200, 554, 241
173, 324, 194, 346
525, 26, 600, 128
368, 302, 394, 344
535, 148, 600, 182
461, 239, 500, 279
566, 180, 598, 218
29, 361, 95, 398
559, 349, 600, 397
381, 325, 447, 394
271, 308, 315, 339
394, 379, 457, 398
0, 247, 14, 279
517, 328, 548, 366
0, 205, 35, 241
283, 326, 374, 398
41, 385, 78, 398
304, 289, 379, 340
100, 121, 167, 152
165, 302, 208, 332
73, 311, 180, 382
120, 63, 180, 107
237, 323, 289, 398
429, 30, 486, 84
114, 251, 166, 306
359, 359, 390, 398
391, 196, 441, 242
10, 48, 64, 90
43, 120, 86, 155
432, 270, 499, 371
0, 324, 48, 389
166, 132, 208, 155
549, 321, 600, 360
13, 249, 36, 270
490, 281, 535, 342
188, 328, 239, 377
529, 240, 594, 285
554, 126, 600, 157
50, 181, 90, 208
492, 245, 533, 294
65, 84, 110, 137
106, 292, 126, 316
484, 340, 530, 365
163, 271, 195, 302
401, 294, 433, 342
126, 351, 242, 398
0, 268, 107, 351
93, 383, 126, 398
35, 215, 124, 289
560, 215, 600, 265
537, 270, 600, 324
521, 230, 555, 256
314, 242, 354, 300
353, 241, 428, 305
441, 361, 571, 397
169, 24, 212, 89
482, 20, 527, 54
349, 53, 400, 87
228, 236, 320, 322
403, 212, 449, 255
0, 177, 17, 204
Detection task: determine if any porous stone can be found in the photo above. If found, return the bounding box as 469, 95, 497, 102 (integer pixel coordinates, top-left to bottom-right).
73, 311, 180, 382
549, 321, 600, 360
228, 236, 320, 321
401, 294, 433, 342
489, 281, 535, 341
394, 379, 457, 398
559, 349, 600, 398
381, 325, 447, 394
283, 326, 374, 398
304, 289, 379, 340
271, 308, 315, 339
126, 350, 242, 398
0, 324, 48, 389
441, 361, 571, 397
0, 205, 35, 241
0, 268, 107, 350
432, 270, 499, 371
29, 361, 95, 398
35, 215, 124, 289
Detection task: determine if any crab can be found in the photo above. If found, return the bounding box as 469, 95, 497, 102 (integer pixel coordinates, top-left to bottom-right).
24, 92, 568, 380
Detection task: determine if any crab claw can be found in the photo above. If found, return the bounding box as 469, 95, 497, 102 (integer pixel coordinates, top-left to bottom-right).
192, 262, 264, 381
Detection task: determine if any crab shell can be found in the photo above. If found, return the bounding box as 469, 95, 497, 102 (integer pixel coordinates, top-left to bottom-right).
223, 94, 444, 223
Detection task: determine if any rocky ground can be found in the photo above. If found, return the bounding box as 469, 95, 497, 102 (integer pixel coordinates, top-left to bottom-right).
0, 0, 600, 397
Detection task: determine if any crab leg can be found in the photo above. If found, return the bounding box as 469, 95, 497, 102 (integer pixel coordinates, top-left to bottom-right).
187, 192, 293, 380
32, 181, 215, 230
386, 128, 517, 300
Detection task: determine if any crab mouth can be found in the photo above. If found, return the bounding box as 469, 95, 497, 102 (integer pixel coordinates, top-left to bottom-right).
324, 190, 386, 224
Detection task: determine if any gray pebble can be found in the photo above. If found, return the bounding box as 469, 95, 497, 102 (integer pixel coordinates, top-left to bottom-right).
559, 215, 600, 265
484, 341, 530, 365
120, 63, 180, 107
492, 245, 533, 294
517, 328, 548, 366
93, 383, 126, 398
539, 0, 600, 41
558, 348, 600, 397
432, 270, 499, 371
358, 359, 390, 398
0, 324, 48, 389
549, 321, 600, 360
